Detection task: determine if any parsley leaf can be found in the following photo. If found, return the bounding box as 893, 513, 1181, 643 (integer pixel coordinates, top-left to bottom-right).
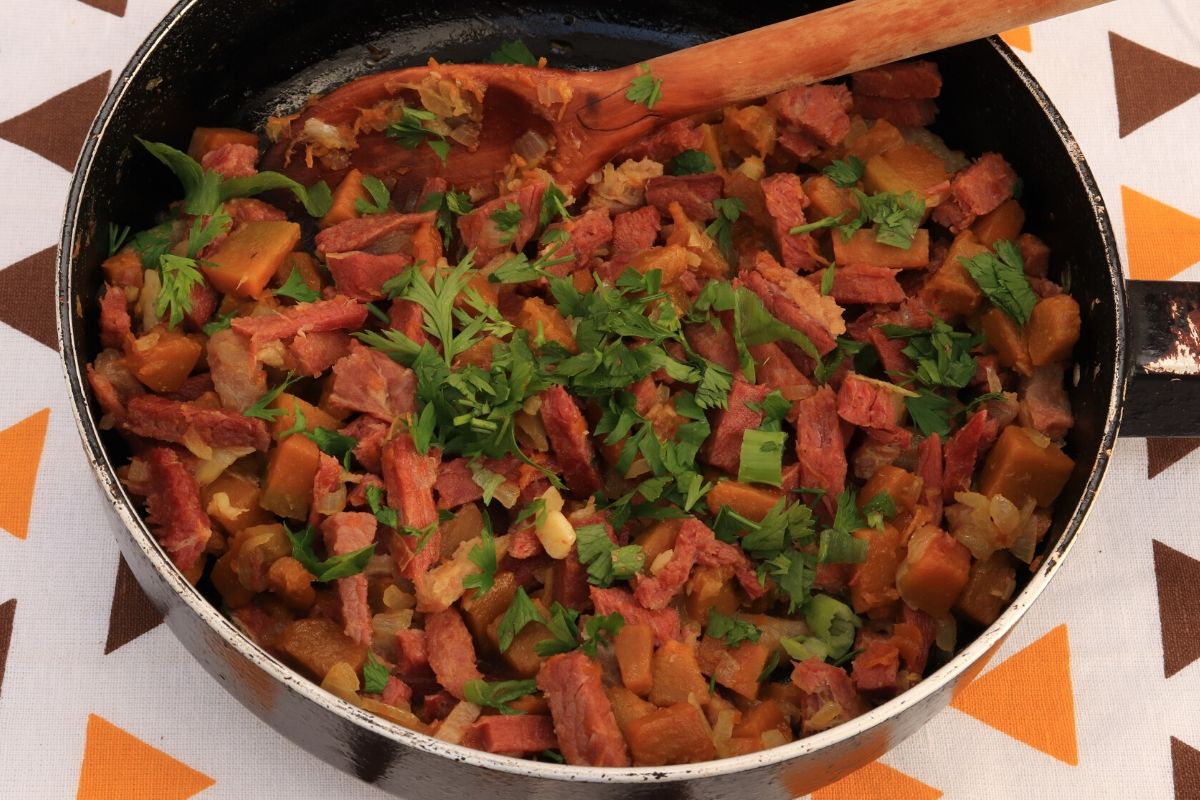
243, 372, 300, 422
489, 39, 538, 66
489, 202, 523, 244
278, 404, 308, 439
820, 262, 837, 296
155, 254, 205, 330
737, 428, 787, 487
861, 491, 897, 530
534, 602, 581, 657
706, 609, 761, 647
668, 149, 715, 176
576, 524, 644, 587
387, 106, 450, 165
497, 587, 544, 652
823, 156, 865, 188
284, 523, 374, 582
355, 174, 391, 215
960, 239, 1038, 324
704, 197, 745, 262
363, 650, 390, 694
462, 524, 497, 599
881, 320, 979, 389
540, 183, 573, 226
274, 267, 319, 303
789, 216, 841, 236
202, 308, 236, 337
365, 484, 400, 529
463, 678, 537, 715
107, 222, 131, 257
904, 388, 954, 438
304, 427, 357, 466
418, 189, 474, 249
579, 612, 625, 658
625, 62, 664, 109
848, 190, 926, 249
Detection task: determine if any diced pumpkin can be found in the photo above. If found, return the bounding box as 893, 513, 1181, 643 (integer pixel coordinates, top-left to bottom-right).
571, 269, 596, 295
922, 231, 989, 321
955, 551, 1018, 626
803, 175, 859, 222
516, 297, 577, 353
850, 524, 902, 614
497, 609, 552, 678
269, 393, 340, 441
981, 308, 1032, 376
202, 472, 275, 534
894, 524, 971, 617
411, 222, 442, 267
274, 251, 324, 293
625, 702, 718, 766
439, 503, 483, 560
626, 244, 692, 285
605, 686, 658, 737
685, 565, 740, 621
259, 434, 321, 520
722, 104, 777, 159
732, 699, 792, 743
319, 168, 371, 229
614, 622, 655, 697
211, 551, 255, 609
453, 335, 501, 370
277, 617, 367, 680
978, 425, 1074, 508
187, 127, 259, 161
858, 465, 924, 514
863, 143, 947, 205
102, 248, 143, 288
697, 636, 769, 700
506, 694, 550, 716
705, 480, 782, 522
124, 326, 203, 393
462, 571, 518, 643
697, 123, 725, 174
832, 228, 930, 269
649, 639, 709, 707
1027, 294, 1081, 367
633, 518, 683, 567
202, 220, 301, 298
845, 118, 906, 163
266, 556, 317, 611
971, 199, 1026, 247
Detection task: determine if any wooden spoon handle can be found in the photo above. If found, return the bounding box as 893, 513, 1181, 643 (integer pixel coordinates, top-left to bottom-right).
577, 0, 1109, 130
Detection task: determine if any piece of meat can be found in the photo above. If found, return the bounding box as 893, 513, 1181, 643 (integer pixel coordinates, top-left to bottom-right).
539, 385, 601, 497
609, 205, 661, 270
394, 628, 430, 675
790, 658, 869, 735
809, 265, 905, 305
328, 344, 416, 422
1017, 233, 1051, 278
325, 251, 411, 301
896, 605, 937, 674
743, 251, 845, 355
381, 433, 440, 578
309, 451, 344, 528
99, 284, 131, 349
388, 299, 427, 346
942, 410, 991, 501
183, 279, 219, 331
851, 642, 901, 692
851, 60, 943, 99
87, 350, 143, 422
836, 373, 905, 434
866, 326, 914, 378
231, 297, 368, 346
1019, 364, 1074, 441
684, 318, 741, 374
916, 433, 944, 522
852, 95, 938, 128
589, 586, 681, 646
634, 518, 708, 610
549, 547, 593, 612
795, 386, 847, 517
225, 197, 287, 224
613, 118, 704, 162
544, 208, 614, 276
931, 153, 1019, 233
761, 173, 822, 272
425, 608, 482, 700
124, 395, 270, 451
466, 715, 559, 756
346, 473, 384, 509
381, 676, 413, 707
645, 174, 724, 222
200, 142, 258, 178
285, 330, 353, 378
703, 378, 770, 475
321, 511, 377, 646
340, 415, 389, 474
207, 328, 267, 412
507, 526, 543, 559
537, 651, 631, 767
143, 447, 212, 571
776, 129, 823, 164
767, 83, 853, 146
457, 181, 546, 263
434, 458, 483, 510
315, 211, 435, 256
694, 531, 768, 600
749, 342, 814, 398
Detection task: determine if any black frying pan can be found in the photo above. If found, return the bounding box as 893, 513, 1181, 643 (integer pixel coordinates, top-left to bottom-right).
57, 1, 1194, 797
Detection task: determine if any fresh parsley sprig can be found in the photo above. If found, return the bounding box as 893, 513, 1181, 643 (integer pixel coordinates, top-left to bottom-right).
387, 106, 450, 165
463, 678, 537, 715
489, 39, 538, 66
243, 372, 301, 422
706, 609, 761, 647
284, 523, 374, 582
626, 63, 663, 109
274, 267, 319, 303
355, 174, 391, 215
363, 651, 390, 694
575, 524, 644, 587
960, 239, 1038, 324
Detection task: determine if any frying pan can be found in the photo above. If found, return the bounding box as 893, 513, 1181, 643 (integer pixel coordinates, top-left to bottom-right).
56, 1, 1195, 797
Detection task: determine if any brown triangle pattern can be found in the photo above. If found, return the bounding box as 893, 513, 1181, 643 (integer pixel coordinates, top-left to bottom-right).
77, 0, 127, 16
105, 556, 164, 655
1173, 737, 1200, 800
0, 246, 58, 352
0, 71, 110, 171
1110, 33, 1200, 138
1153, 540, 1200, 679
1147, 438, 1200, 479
0, 599, 14, 698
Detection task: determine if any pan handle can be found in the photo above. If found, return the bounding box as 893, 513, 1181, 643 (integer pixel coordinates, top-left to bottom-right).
1120, 280, 1200, 437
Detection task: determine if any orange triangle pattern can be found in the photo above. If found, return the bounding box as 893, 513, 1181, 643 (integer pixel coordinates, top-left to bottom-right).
0, 409, 50, 541
812, 760, 942, 800
1122, 186, 1200, 281
951, 625, 1077, 765
76, 714, 214, 800
1000, 27, 1032, 52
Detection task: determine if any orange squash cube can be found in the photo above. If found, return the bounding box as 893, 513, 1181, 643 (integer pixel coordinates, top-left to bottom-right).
124, 326, 203, 393
895, 525, 971, 617
202, 220, 301, 298
259, 434, 321, 520
187, 127, 259, 161
625, 703, 717, 766
319, 168, 371, 230
978, 425, 1074, 508
833, 228, 930, 269
972, 199, 1026, 247
614, 622, 655, 697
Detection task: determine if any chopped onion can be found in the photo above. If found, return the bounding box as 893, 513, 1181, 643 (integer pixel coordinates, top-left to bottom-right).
206, 491, 245, 522
314, 483, 347, 517
514, 410, 549, 452
382, 585, 416, 610
513, 130, 551, 165
358, 696, 428, 733
491, 479, 521, 509
948, 491, 1037, 561
934, 614, 957, 652
320, 661, 361, 705
181, 427, 214, 461
139, 269, 161, 331
372, 609, 414, 655
195, 445, 255, 486
734, 156, 766, 180
434, 700, 481, 744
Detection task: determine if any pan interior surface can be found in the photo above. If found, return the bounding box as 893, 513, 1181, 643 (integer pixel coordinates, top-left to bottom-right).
59, 0, 1122, 792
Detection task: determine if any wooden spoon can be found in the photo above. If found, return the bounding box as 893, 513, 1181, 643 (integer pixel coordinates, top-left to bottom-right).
262, 0, 1108, 201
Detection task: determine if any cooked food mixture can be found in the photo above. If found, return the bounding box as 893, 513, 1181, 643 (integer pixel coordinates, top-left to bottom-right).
90, 53, 1081, 767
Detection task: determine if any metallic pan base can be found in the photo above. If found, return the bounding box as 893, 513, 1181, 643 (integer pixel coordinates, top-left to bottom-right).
56, 1, 1124, 797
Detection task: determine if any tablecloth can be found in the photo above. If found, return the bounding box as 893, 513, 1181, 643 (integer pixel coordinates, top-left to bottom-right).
0, 1, 1198, 797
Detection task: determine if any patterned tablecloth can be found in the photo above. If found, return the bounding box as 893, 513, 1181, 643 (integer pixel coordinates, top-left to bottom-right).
0, 1, 1198, 797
